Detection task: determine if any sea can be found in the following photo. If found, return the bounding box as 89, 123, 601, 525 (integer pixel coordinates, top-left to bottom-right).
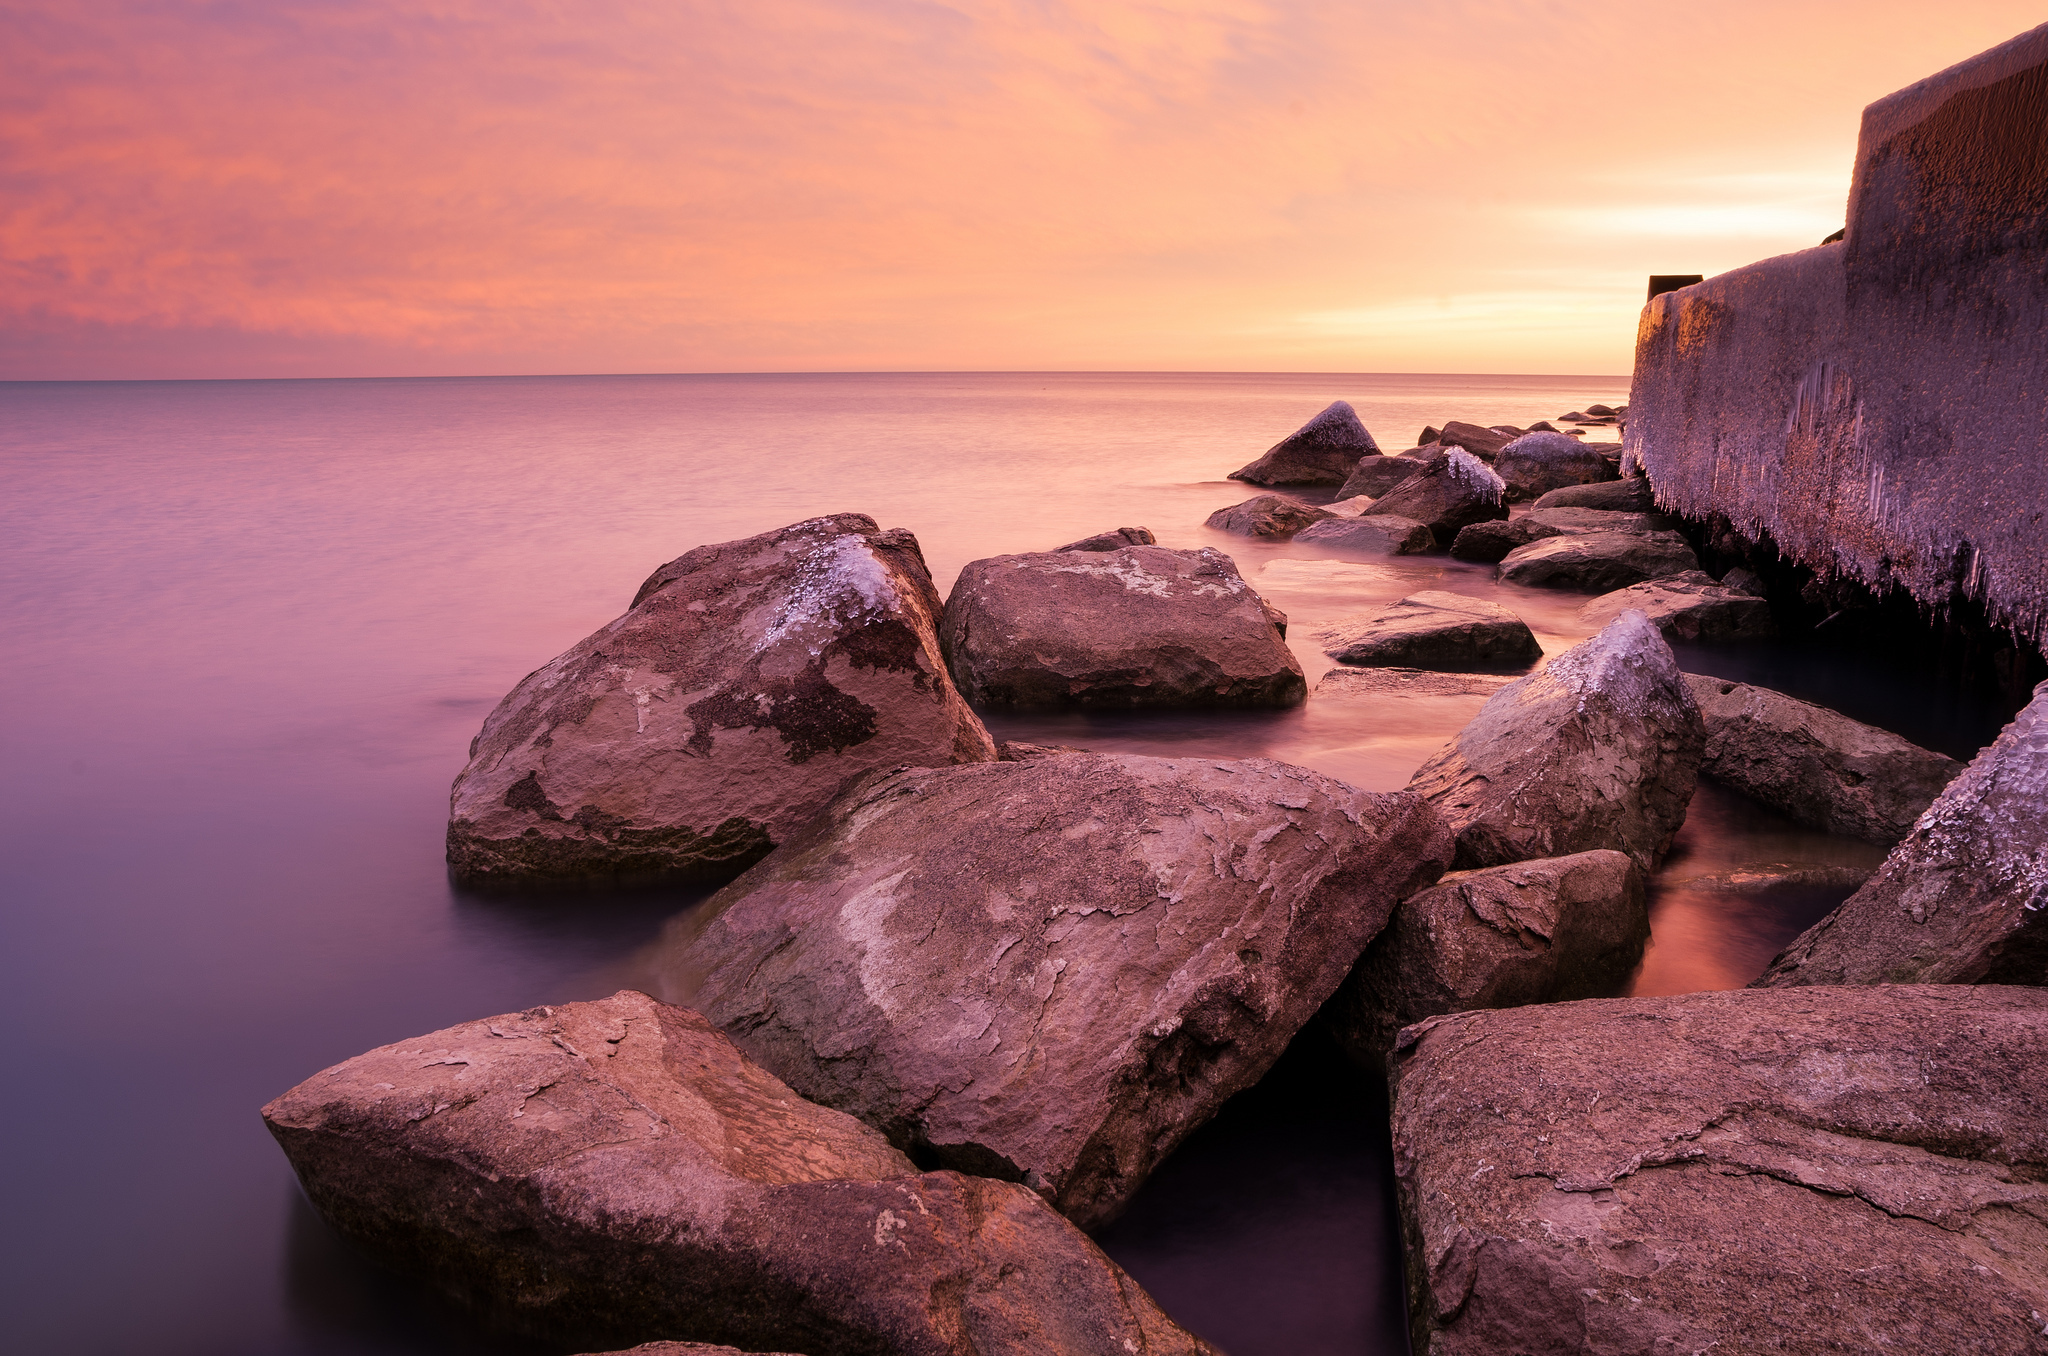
0, 372, 2005, 1356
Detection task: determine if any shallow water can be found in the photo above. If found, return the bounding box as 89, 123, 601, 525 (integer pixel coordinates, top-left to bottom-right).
0, 372, 2002, 1356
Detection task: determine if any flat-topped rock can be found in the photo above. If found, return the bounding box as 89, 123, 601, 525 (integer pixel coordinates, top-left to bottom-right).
1293, 514, 1435, 554
1328, 849, 1644, 1068
1229, 400, 1380, 485
1204, 494, 1332, 539
447, 514, 994, 885
1363, 448, 1508, 540
941, 545, 1304, 708
1409, 611, 1703, 871
1393, 985, 2048, 1356
1316, 667, 1518, 700
667, 754, 1452, 1228
1532, 476, 1658, 513
1579, 571, 1776, 641
1447, 517, 1562, 563
1318, 591, 1540, 671
1497, 530, 1700, 592
1436, 421, 1513, 460
1338, 455, 1423, 499
1525, 505, 1679, 535
1493, 432, 1618, 501
1756, 683, 2048, 988
264, 992, 1214, 1355
1054, 526, 1155, 552
1686, 673, 1963, 843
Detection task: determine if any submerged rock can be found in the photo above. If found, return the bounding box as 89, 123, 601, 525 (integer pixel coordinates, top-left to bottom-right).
1363, 448, 1508, 540
1436, 421, 1513, 461
446, 514, 994, 885
667, 753, 1454, 1228
1493, 431, 1618, 502
1496, 530, 1700, 592
1532, 475, 1657, 512
1328, 849, 1645, 1068
1447, 517, 1562, 563
1338, 455, 1424, 499
1229, 400, 1381, 485
1686, 673, 1963, 843
1579, 572, 1776, 641
1203, 494, 1332, 539
1408, 610, 1703, 871
1293, 514, 1435, 554
940, 545, 1304, 709
1053, 526, 1156, 552
1393, 985, 2048, 1356
1318, 591, 1540, 671
263, 992, 1214, 1355
1756, 684, 2047, 987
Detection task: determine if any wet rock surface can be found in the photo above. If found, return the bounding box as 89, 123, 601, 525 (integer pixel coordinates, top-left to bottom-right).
1493, 432, 1618, 502
1393, 985, 2048, 1356
666, 752, 1454, 1228
1757, 683, 2048, 987
446, 514, 995, 885
1533, 477, 1657, 512
1337, 455, 1423, 499
264, 992, 1215, 1356
1328, 849, 1645, 1069
1409, 611, 1704, 871
1203, 494, 1332, 539
1362, 448, 1508, 540
1053, 526, 1155, 552
1230, 400, 1381, 485
1447, 517, 1562, 563
1685, 673, 1962, 842
1294, 514, 1435, 554
1318, 591, 1540, 672
940, 545, 1305, 708
1497, 530, 1700, 592
1579, 572, 1777, 641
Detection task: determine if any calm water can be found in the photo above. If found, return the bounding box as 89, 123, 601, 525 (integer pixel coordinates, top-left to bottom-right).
0, 373, 2002, 1356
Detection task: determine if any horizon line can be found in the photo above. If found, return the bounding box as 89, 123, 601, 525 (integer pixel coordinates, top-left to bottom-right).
1, 367, 1635, 386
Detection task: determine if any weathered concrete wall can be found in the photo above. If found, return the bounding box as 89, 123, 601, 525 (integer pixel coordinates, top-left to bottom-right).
1628, 23, 2048, 645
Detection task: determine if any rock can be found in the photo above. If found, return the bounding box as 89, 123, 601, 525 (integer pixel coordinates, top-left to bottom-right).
996, 740, 1090, 761
1419, 424, 1443, 444
1578, 572, 1777, 642
263, 992, 1215, 1356
1685, 673, 1963, 843
1496, 531, 1701, 592
1408, 610, 1704, 871
1396, 442, 1446, 460
1751, 687, 2048, 987
1720, 566, 1768, 596
583, 1346, 801, 1356
1524, 505, 1678, 535
1492, 432, 1618, 502
1293, 514, 1436, 555
1316, 668, 1517, 700
1362, 448, 1508, 540
1671, 862, 1876, 895
1584, 403, 1619, 416
1203, 494, 1332, 539
1392, 985, 2048, 1356
1436, 421, 1513, 460
1447, 517, 1563, 563
1527, 420, 1560, 433
446, 515, 995, 885
1532, 477, 1657, 512
940, 545, 1305, 708
668, 753, 1454, 1227
1488, 425, 1529, 439
1557, 409, 1590, 421
1053, 526, 1155, 552
1318, 591, 1541, 671
1338, 455, 1423, 499
1324, 493, 1374, 516
1229, 400, 1381, 485
1327, 849, 1645, 1068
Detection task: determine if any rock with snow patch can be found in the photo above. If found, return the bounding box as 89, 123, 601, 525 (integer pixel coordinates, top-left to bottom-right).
1229, 401, 1381, 485
1362, 448, 1509, 540
1493, 431, 1619, 502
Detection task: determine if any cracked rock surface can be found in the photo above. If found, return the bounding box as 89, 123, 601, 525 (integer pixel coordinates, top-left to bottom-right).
662, 752, 1454, 1228
1228, 399, 1381, 485
940, 545, 1304, 708
1756, 682, 2048, 987
263, 992, 1215, 1356
447, 514, 994, 884
1392, 985, 2048, 1356
1408, 611, 1704, 872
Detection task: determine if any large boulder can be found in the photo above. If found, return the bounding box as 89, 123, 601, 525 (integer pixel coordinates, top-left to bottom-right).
1533, 477, 1657, 512
1408, 610, 1704, 871
1579, 572, 1776, 642
1687, 673, 1963, 843
1755, 684, 2048, 987
446, 515, 995, 885
1492, 431, 1618, 502
1317, 591, 1541, 671
1293, 514, 1435, 554
1392, 985, 2048, 1356
1447, 517, 1562, 563
1229, 400, 1380, 484
940, 545, 1305, 708
1362, 448, 1509, 540
1496, 530, 1700, 592
1053, 526, 1155, 551
1203, 494, 1332, 539
1338, 454, 1423, 499
664, 753, 1454, 1228
1327, 849, 1645, 1068
1436, 421, 1513, 461
263, 992, 1215, 1356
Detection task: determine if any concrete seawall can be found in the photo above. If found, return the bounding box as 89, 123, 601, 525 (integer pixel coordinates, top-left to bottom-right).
1628, 23, 2048, 647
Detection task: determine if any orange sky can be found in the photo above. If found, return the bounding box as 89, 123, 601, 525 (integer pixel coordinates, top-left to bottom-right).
4, 2, 2041, 379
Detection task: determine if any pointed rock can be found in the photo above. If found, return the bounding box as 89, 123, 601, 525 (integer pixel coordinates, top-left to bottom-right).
1054, 526, 1155, 551
1228, 400, 1380, 485
1362, 448, 1509, 540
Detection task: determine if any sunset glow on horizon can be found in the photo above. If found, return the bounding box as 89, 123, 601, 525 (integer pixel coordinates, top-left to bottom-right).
5, 1, 2042, 381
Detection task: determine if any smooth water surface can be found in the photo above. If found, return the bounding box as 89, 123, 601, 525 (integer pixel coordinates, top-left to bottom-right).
0, 372, 1998, 1356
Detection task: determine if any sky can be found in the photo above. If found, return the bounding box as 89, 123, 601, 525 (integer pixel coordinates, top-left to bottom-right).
3, 2, 2043, 379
